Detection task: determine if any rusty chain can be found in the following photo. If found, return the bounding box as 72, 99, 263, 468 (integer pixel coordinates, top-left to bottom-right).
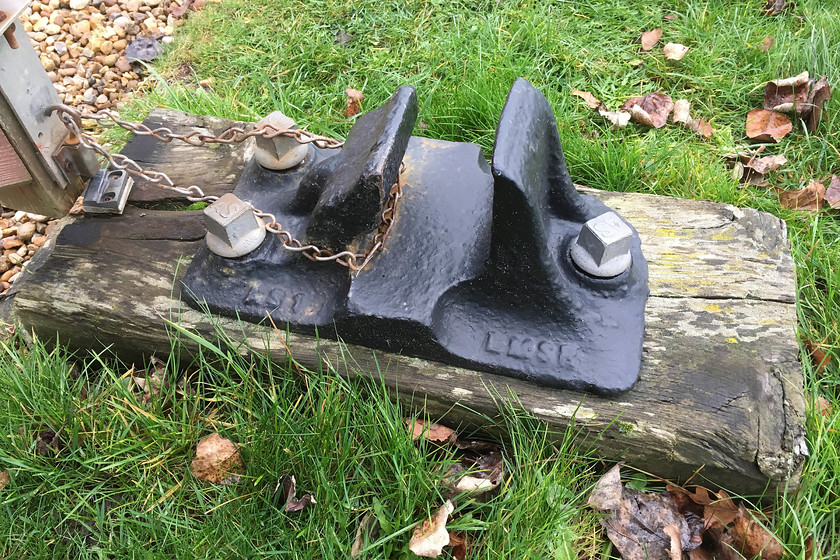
49, 104, 401, 271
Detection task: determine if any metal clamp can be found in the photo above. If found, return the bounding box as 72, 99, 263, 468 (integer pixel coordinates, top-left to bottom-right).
82, 169, 134, 214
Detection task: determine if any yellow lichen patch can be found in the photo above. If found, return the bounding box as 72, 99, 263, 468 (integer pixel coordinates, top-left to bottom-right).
703, 304, 721, 312
711, 227, 737, 241
726, 337, 738, 344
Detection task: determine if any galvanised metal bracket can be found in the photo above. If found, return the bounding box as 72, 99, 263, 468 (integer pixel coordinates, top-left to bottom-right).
184, 79, 649, 394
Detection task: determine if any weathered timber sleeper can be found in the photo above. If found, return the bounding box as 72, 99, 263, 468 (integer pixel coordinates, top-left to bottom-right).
6, 109, 805, 495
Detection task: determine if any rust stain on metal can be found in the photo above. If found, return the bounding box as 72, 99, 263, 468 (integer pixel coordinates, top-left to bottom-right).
1, 12, 20, 49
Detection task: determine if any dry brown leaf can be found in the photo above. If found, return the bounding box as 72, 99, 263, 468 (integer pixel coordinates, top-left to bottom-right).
448, 531, 468, 560
350, 513, 377, 558
0, 470, 9, 490
764, 71, 811, 114
443, 450, 506, 498
189, 433, 243, 485
641, 28, 663, 51
622, 93, 674, 128
273, 474, 316, 512
589, 464, 694, 560
691, 118, 715, 139
762, 0, 790, 15
746, 109, 792, 142
778, 180, 825, 212
759, 36, 774, 52
409, 500, 454, 558
728, 504, 784, 560
824, 175, 840, 209
571, 88, 602, 109
746, 154, 788, 175
664, 524, 684, 560
344, 88, 364, 118
806, 76, 831, 132
673, 99, 691, 125
598, 106, 631, 128
806, 339, 831, 374
406, 419, 456, 443
663, 14, 677, 21
664, 42, 689, 61
815, 396, 832, 417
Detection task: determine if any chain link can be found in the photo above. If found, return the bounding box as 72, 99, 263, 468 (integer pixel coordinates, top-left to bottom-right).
49, 104, 401, 271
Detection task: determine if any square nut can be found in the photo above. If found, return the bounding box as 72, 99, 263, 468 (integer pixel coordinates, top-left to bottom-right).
577, 211, 632, 266
204, 193, 259, 247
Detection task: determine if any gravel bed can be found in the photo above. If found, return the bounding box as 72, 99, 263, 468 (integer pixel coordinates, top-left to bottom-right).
1, 0, 205, 296
19, 0, 204, 111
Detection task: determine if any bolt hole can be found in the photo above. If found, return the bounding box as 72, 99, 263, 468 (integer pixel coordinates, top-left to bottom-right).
102, 192, 116, 202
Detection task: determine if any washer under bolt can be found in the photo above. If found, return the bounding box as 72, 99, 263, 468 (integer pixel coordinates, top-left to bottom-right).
570, 211, 633, 278
204, 193, 267, 258
254, 111, 311, 170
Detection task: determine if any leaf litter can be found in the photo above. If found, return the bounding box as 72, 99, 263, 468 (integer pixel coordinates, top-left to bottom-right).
273, 474, 316, 513
409, 500, 454, 558
622, 93, 675, 128
663, 42, 689, 61
763, 72, 832, 132
189, 433, 243, 485
641, 28, 663, 51
777, 179, 825, 212
588, 464, 785, 560
745, 109, 792, 142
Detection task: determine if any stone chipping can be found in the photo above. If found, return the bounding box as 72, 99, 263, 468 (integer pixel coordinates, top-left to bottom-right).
1, 0, 207, 295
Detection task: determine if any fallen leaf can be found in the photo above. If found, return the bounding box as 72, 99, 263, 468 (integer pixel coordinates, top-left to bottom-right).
598, 106, 632, 128
815, 396, 832, 417
824, 176, 840, 209
350, 513, 378, 558
589, 464, 695, 560
191, 0, 206, 10
778, 180, 825, 212
35, 428, 64, 457
623, 93, 674, 128
344, 88, 364, 118
664, 42, 689, 61
673, 99, 691, 124
443, 451, 506, 497
764, 71, 811, 115
762, 0, 789, 15
663, 14, 677, 21
691, 118, 715, 139
189, 433, 243, 485
334, 29, 353, 46
448, 531, 468, 560
759, 36, 774, 52
745, 154, 788, 175
273, 474, 316, 512
641, 28, 663, 51
806, 338, 832, 374
406, 419, 457, 444
728, 504, 783, 560
746, 109, 792, 142
409, 500, 454, 558
806, 76, 831, 132
0, 470, 9, 490
571, 88, 602, 109
664, 524, 684, 560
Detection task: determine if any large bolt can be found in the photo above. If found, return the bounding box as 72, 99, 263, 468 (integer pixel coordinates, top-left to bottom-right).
254, 111, 311, 170
204, 193, 267, 258
570, 211, 633, 278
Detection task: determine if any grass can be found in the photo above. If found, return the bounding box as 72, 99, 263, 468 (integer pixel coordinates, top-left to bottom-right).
3, 0, 840, 557
0, 332, 598, 559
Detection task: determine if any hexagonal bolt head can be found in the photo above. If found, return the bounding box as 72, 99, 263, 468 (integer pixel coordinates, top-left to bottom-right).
204, 193, 266, 258
570, 211, 633, 278
254, 111, 311, 170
